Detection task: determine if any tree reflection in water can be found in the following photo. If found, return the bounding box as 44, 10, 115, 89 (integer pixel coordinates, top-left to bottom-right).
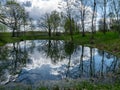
0, 41, 29, 84
0, 40, 119, 85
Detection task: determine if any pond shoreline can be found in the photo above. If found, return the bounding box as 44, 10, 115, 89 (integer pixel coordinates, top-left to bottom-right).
1, 78, 120, 90
0, 32, 120, 90
0, 31, 120, 57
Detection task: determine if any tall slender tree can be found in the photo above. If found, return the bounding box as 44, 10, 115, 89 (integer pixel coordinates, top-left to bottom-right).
111, 0, 120, 33
98, 0, 109, 34
50, 11, 60, 35
38, 13, 52, 37
59, 0, 75, 40
75, 0, 91, 37
91, 0, 97, 39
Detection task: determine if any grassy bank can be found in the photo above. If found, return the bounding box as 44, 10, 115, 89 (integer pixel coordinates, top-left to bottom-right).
72, 31, 120, 57
0, 31, 120, 57
1, 81, 120, 90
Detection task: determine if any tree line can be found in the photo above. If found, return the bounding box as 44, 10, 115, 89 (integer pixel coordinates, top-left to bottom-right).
38, 0, 120, 40
0, 0, 120, 39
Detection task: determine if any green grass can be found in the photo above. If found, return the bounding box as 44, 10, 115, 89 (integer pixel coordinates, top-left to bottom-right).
72, 32, 120, 57
1, 82, 120, 90
74, 82, 120, 90
0, 31, 120, 57
60, 32, 120, 57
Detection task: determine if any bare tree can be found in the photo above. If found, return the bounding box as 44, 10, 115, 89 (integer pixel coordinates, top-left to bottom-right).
0, 1, 27, 37
59, 0, 75, 40
98, 0, 109, 34
38, 13, 52, 37
66, 0, 74, 40
50, 11, 60, 35
103, 0, 107, 34
75, 0, 91, 37
22, 11, 29, 35
91, 0, 97, 39
111, 0, 120, 33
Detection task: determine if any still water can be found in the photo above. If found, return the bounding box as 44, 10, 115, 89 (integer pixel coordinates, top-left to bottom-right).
0, 40, 120, 85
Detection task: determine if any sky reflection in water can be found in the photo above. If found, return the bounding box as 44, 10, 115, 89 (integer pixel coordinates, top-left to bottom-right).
0, 40, 119, 85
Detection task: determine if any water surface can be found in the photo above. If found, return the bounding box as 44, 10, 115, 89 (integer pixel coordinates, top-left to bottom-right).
0, 40, 119, 85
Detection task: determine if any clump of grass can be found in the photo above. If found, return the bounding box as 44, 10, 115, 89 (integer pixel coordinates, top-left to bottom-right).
72, 82, 120, 90
37, 87, 47, 90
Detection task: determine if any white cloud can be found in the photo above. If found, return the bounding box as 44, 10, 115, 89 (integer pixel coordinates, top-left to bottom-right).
17, 0, 62, 19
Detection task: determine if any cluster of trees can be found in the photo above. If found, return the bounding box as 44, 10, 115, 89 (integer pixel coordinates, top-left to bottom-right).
64, 0, 120, 37
98, 0, 120, 33
38, 0, 120, 40
0, 0, 120, 39
38, 11, 61, 37
0, 0, 29, 37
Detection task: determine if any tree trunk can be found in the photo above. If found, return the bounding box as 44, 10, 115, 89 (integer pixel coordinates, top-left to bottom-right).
91, 0, 96, 39
12, 28, 15, 37
69, 17, 73, 41
103, 0, 106, 34
81, 9, 85, 37
24, 24, 26, 36
48, 24, 51, 37
82, 20, 85, 37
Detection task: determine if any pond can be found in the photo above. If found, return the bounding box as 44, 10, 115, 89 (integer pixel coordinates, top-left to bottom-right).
0, 40, 120, 86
